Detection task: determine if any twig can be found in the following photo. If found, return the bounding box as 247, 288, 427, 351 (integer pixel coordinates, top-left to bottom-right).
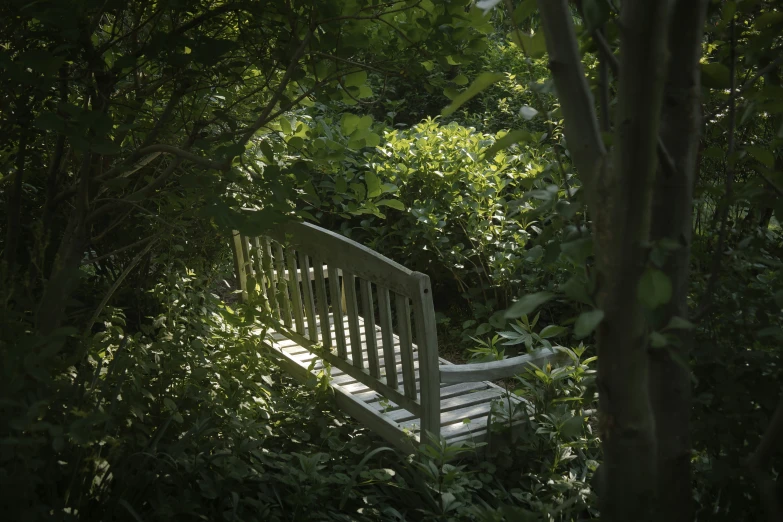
81, 232, 165, 266
84, 237, 159, 335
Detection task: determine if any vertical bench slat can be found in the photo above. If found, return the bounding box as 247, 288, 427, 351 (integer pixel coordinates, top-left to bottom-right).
377, 287, 397, 388
262, 238, 279, 319
395, 293, 417, 400
411, 273, 440, 443
312, 256, 331, 349
286, 248, 305, 334
274, 242, 292, 328
250, 237, 268, 305
300, 254, 318, 341
231, 231, 248, 302
343, 273, 364, 369
360, 280, 380, 378
327, 265, 347, 358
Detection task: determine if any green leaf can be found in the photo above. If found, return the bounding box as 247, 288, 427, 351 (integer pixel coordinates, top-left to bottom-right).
365, 171, 382, 198
364, 132, 380, 148
345, 70, 367, 87
453, 74, 468, 86
560, 237, 593, 264
561, 274, 592, 306
774, 290, 783, 308
476, 323, 492, 335
259, 140, 275, 162
341, 113, 360, 135
701, 63, 731, 89
649, 331, 668, 348
376, 199, 405, 211
755, 11, 783, 29
539, 325, 567, 339
574, 309, 604, 339
516, 31, 547, 59
663, 316, 694, 331
583, 0, 611, 32
559, 415, 583, 439
512, 0, 537, 24
637, 268, 672, 309
442, 72, 505, 116
757, 326, 783, 339
505, 292, 555, 319
90, 140, 121, 155
746, 145, 775, 168
34, 112, 66, 132
483, 129, 533, 159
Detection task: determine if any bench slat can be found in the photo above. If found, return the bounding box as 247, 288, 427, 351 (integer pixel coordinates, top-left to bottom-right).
300, 254, 318, 341
343, 273, 364, 369
395, 294, 417, 401
327, 265, 347, 358
264, 221, 417, 298
377, 287, 398, 389
411, 273, 440, 441
262, 238, 279, 319
286, 248, 305, 334
248, 237, 266, 304
312, 256, 330, 349
273, 242, 292, 328
360, 280, 380, 379
231, 232, 249, 302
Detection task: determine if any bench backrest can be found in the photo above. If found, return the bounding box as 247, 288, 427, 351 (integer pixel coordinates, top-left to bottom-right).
231, 222, 441, 439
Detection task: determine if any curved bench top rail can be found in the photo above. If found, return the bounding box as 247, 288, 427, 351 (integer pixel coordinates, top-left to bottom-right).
438, 347, 570, 385
262, 221, 420, 298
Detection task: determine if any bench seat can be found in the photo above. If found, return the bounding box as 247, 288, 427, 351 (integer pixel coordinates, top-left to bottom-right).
259, 313, 524, 451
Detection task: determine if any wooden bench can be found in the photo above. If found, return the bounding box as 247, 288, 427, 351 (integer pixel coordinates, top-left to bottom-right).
231, 221, 565, 452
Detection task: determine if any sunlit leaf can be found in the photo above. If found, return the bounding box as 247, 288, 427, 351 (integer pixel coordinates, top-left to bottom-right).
574, 309, 604, 339
505, 292, 555, 319
442, 72, 505, 116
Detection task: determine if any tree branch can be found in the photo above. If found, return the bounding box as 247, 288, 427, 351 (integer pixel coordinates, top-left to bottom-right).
589, 28, 677, 177
84, 237, 160, 335
536, 0, 606, 195
81, 232, 164, 266
134, 144, 227, 170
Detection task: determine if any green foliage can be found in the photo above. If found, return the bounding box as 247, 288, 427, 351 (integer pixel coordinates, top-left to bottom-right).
311, 118, 583, 346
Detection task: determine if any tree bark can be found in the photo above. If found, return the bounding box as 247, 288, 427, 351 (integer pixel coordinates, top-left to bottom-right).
592, 1, 671, 519
537, 1, 671, 519
649, 2, 709, 521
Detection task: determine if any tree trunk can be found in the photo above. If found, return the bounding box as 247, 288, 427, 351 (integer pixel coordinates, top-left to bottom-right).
537, 1, 671, 519
649, 2, 709, 521
592, 2, 670, 519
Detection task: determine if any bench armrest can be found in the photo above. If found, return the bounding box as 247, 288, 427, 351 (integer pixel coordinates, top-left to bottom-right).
439, 347, 570, 384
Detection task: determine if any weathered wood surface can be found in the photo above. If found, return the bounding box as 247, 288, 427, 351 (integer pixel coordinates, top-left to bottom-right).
230, 224, 545, 452
263, 221, 419, 297
439, 347, 571, 384
259, 313, 525, 451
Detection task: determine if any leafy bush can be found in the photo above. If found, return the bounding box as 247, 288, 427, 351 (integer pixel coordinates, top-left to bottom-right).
307, 118, 585, 349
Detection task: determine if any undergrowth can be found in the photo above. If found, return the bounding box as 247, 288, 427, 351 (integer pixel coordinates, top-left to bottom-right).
1, 259, 600, 521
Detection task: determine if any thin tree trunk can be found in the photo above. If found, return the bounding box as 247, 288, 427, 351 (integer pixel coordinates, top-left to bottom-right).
592, 1, 671, 519
649, 2, 709, 521
537, 1, 671, 519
